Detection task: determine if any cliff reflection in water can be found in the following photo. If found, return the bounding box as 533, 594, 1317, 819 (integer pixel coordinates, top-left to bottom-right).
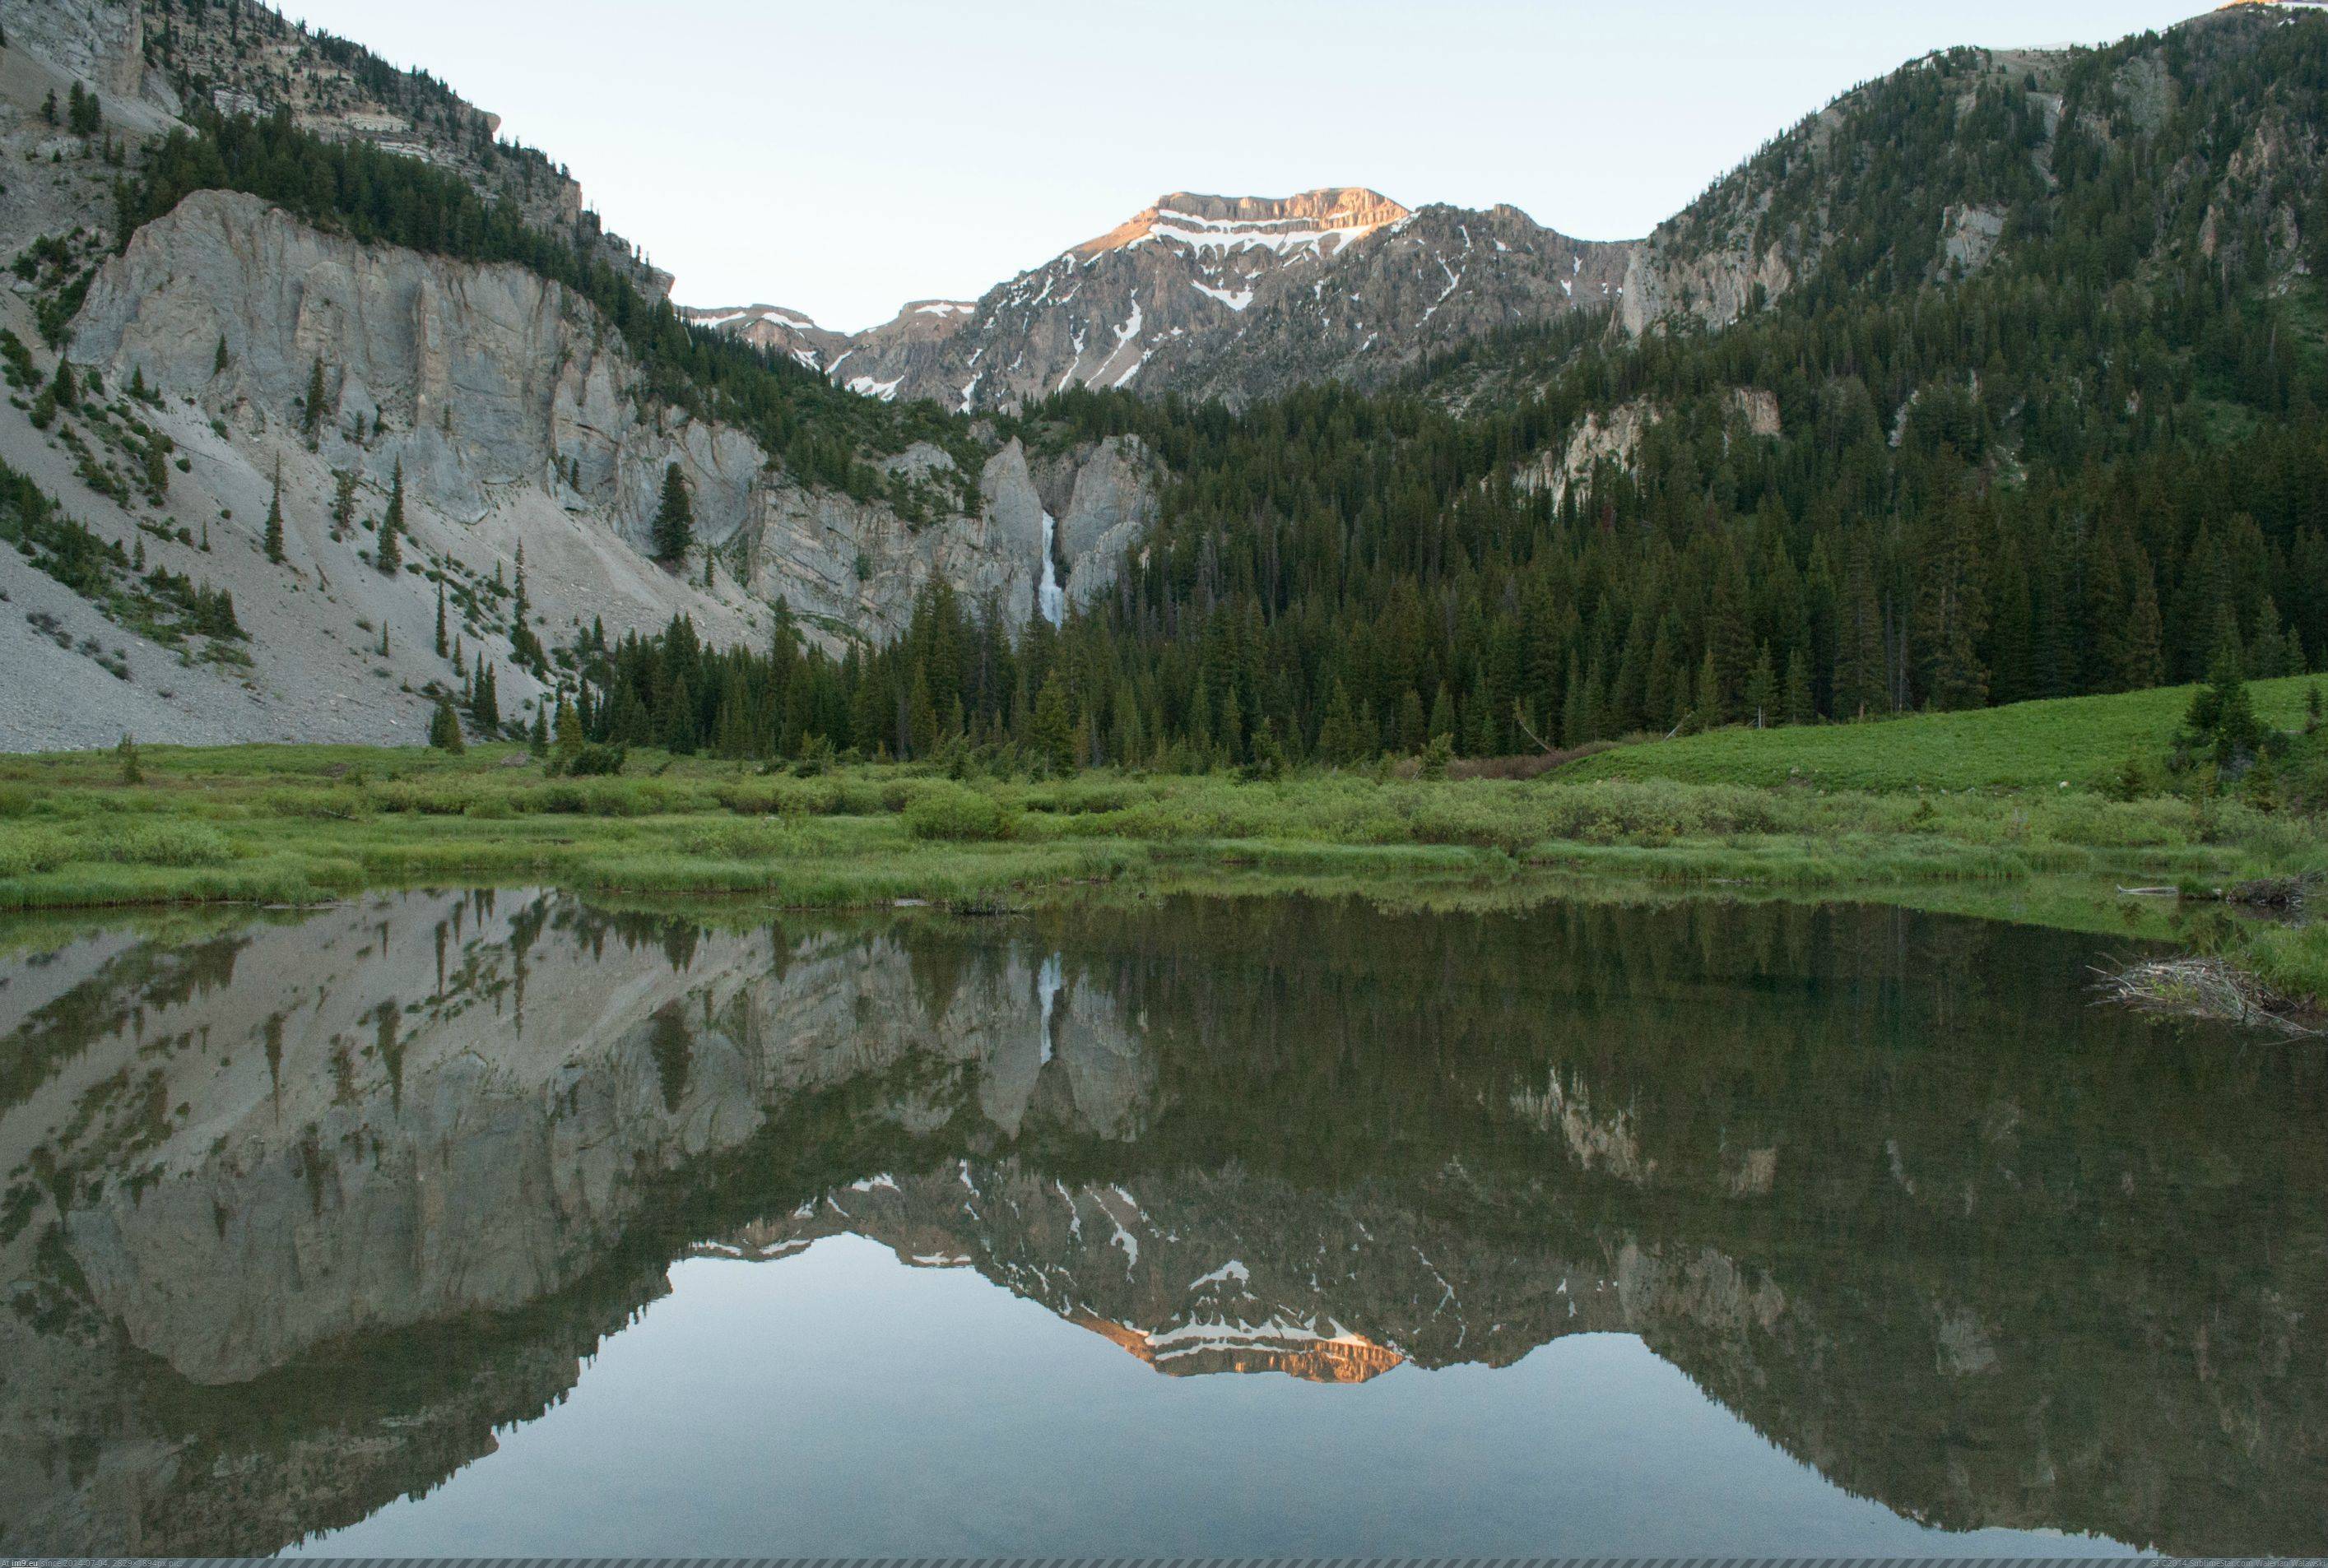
1, 889, 2321, 1555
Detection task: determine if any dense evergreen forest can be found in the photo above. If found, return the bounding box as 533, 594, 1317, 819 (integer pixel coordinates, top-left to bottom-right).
104, 12, 2328, 768
551, 15, 2328, 768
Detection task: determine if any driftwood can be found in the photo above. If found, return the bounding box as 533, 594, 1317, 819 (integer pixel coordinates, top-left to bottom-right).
2093, 957, 2322, 1039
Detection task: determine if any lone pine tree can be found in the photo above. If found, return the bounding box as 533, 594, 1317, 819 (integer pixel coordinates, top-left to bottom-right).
375, 461, 404, 574
652, 462, 693, 564
301, 357, 327, 450
263, 464, 285, 564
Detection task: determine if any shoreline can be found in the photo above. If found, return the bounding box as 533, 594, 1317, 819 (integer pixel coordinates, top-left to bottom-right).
2, 742, 2321, 1021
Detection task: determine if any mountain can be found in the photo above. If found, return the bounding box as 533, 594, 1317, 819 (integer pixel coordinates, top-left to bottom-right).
4, 0, 2326, 760
0, 0, 1158, 749
682, 187, 1633, 411
805, 2, 2328, 772
4, 893, 2320, 1553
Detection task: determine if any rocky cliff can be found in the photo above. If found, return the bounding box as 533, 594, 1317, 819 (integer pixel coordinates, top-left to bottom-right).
63, 189, 1155, 638
0, 4, 1159, 749
687, 188, 1636, 411
0, 0, 666, 294
4, 893, 2320, 1556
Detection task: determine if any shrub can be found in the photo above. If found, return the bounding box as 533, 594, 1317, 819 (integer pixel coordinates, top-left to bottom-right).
1534, 779, 1782, 845
259, 786, 373, 820
0, 826, 72, 878
560, 742, 626, 777
681, 822, 793, 859
105, 821, 235, 866
905, 785, 1014, 842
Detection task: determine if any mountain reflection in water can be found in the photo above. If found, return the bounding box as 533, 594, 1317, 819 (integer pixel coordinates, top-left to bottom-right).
0, 889, 2321, 1556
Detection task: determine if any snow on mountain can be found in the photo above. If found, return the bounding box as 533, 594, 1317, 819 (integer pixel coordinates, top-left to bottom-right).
685, 188, 1633, 411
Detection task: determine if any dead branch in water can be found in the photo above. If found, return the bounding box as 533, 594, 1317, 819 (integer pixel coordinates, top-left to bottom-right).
2094, 956, 2324, 1039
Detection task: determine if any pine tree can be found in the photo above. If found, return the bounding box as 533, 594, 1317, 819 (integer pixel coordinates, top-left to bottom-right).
658, 672, 693, 752
67, 81, 100, 137
1782, 648, 1815, 727
1693, 647, 1722, 732
2111, 554, 2168, 692
213, 335, 230, 376
301, 357, 327, 449
1395, 688, 1425, 753
263, 463, 285, 564
528, 702, 550, 757
906, 666, 939, 758
1317, 680, 1362, 764
428, 693, 466, 752
330, 469, 356, 537
471, 662, 500, 732
1468, 671, 1499, 756
375, 461, 404, 574
1835, 549, 1886, 720
434, 580, 448, 656
1744, 643, 1778, 728
1031, 670, 1074, 773
652, 462, 693, 564
2180, 632, 2265, 770
554, 694, 584, 769
1427, 683, 1457, 748
115, 732, 142, 785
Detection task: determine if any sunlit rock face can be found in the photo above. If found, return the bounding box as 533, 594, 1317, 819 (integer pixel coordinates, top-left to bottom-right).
687, 188, 1635, 413
2, 892, 2324, 1555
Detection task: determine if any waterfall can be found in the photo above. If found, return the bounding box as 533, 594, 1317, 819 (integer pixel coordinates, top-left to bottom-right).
1037, 953, 1062, 1065
1038, 512, 1066, 626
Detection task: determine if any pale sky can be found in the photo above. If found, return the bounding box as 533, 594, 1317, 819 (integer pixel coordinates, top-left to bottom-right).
280, 0, 2210, 332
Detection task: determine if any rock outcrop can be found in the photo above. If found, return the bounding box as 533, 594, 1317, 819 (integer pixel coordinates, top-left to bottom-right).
0, 174, 1153, 745
0, 4, 1155, 746
688, 188, 1635, 411
68, 192, 1034, 635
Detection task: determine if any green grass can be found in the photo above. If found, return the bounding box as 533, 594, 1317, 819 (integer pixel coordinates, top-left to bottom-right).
1565, 675, 2321, 792
2, 678, 2324, 1013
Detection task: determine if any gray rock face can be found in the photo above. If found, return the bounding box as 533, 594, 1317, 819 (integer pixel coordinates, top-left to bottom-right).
688, 188, 1637, 411
1032, 434, 1159, 610
0, 0, 170, 118
63, 192, 1154, 662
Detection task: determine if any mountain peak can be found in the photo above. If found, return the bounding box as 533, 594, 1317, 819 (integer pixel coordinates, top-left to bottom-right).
1076, 188, 1410, 258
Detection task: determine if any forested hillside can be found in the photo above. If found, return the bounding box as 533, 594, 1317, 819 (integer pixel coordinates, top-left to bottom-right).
557, 8, 2328, 768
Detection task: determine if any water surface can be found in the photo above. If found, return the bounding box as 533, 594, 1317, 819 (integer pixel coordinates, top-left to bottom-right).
1, 890, 2320, 1555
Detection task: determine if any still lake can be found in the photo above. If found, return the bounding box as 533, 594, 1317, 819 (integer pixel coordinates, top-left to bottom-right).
2, 889, 2321, 1555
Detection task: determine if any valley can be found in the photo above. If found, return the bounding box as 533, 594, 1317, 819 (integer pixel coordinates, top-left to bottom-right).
3, 1, 2327, 1555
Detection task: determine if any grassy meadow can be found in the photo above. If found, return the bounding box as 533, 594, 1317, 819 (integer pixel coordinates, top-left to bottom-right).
0, 673, 2322, 1012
